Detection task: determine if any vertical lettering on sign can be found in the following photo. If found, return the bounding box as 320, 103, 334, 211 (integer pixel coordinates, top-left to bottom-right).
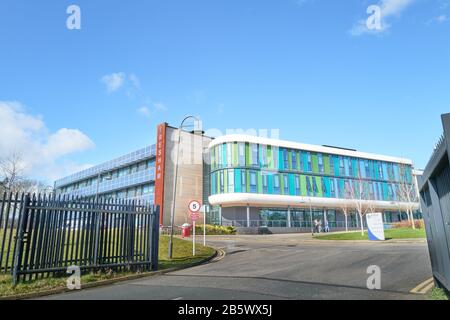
154, 123, 167, 225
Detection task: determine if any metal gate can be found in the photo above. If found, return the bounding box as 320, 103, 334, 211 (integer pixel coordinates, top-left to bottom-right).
420, 113, 450, 292
1, 193, 160, 284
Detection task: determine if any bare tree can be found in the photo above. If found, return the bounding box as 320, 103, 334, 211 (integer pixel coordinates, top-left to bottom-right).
0, 152, 49, 195
339, 190, 352, 232
345, 176, 371, 236
397, 164, 418, 230
0, 152, 26, 194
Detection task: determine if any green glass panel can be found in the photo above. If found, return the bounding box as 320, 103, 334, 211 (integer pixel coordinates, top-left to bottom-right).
288, 150, 292, 170
257, 172, 263, 193
316, 177, 322, 197
245, 143, 250, 167
300, 175, 307, 196
324, 155, 330, 175
312, 154, 319, 173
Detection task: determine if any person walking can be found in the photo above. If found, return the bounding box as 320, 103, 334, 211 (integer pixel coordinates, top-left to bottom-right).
324, 220, 330, 233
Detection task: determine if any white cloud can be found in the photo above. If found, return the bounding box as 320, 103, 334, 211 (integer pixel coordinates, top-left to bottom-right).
0, 101, 95, 182
137, 102, 167, 119
101, 72, 126, 92
153, 102, 167, 112
137, 106, 151, 117
436, 14, 449, 23
350, 0, 415, 36
129, 74, 141, 88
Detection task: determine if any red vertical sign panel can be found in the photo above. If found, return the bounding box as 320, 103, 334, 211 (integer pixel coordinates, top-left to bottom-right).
154, 123, 167, 225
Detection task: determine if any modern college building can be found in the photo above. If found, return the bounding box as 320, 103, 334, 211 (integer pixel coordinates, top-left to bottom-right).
55, 122, 422, 233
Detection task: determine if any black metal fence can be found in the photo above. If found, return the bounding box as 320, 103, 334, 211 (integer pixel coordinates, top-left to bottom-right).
0, 192, 160, 284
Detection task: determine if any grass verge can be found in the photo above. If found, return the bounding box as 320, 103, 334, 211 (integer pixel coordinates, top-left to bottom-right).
427, 287, 449, 300
314, 228, 426, 241
0, 236, 215, 298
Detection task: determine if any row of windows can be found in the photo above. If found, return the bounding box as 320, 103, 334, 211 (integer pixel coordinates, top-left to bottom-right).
70, 184, 155, 202
58, 159, 155, 193
210, 143, 412, 183
55, 145, 156, 187
211, 169, 417, 202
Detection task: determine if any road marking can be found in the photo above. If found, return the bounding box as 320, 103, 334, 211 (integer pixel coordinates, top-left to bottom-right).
172, 297, 184, 300
410, 277, 434, 294
210, 249, 226, 262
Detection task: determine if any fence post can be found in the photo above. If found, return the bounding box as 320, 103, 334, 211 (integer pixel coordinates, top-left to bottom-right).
150, 205, 160, 271
12, 194, 30, 286
93, 198, 102, 268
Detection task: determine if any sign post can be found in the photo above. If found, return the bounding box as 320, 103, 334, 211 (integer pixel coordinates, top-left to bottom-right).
202, 205, 209, 246
366, 213, 385, 241
188, 200, 201, 256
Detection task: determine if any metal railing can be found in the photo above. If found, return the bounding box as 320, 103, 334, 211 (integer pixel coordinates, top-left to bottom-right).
220, 220, 363, 229
1, 192, 160, 284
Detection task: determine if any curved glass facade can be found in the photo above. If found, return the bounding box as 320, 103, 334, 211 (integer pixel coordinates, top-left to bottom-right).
210, 141, 415, 202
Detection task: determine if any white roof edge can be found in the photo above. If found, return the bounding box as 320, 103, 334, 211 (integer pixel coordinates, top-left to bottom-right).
209, 194, 420, 211
208, 135, 413, 165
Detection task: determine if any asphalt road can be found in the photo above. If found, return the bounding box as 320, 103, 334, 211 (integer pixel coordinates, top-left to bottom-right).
40, 234, 432, 300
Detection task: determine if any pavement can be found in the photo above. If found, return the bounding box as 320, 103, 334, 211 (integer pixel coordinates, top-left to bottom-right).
39, 234, 433, 300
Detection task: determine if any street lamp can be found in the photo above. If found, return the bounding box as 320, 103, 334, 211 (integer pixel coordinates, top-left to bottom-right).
300, 197, 314, 236
168, 115, 201, 260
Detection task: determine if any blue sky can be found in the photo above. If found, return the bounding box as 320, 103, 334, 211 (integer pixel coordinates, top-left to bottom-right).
0, 0, 449, 183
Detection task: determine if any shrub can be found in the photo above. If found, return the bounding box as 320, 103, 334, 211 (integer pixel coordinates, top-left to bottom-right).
194, 224, 236, 235
392, 219, 425, 230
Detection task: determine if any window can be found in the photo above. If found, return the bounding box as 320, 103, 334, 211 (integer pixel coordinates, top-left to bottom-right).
295, 175, 300, 195
321, 178, 327, 195
250, 171, 257, 193
227, 143, 233, 167
263, 174, 269, 193
318, 154, 324, 173
292, 151, 297, 170
369, 182, 374, 200
274, 174, 280, 194
339, 157, 345, 176
365, 161, 370, 177
218, 145, 223, 167
329, 156, 335, 175
307, 152, 312, 172
330, 179, 335, 196
312, 178, 318, 195
348, 158, 353, 176
241, 170, 247, 192
228, 170, 234, 192
283, 175, 289, 194
299, 151, 304, 172
378, 163, 384, 179
260, 145, 267, 168
118, 167, 128, 177
238, 143, 245, 166
283, 149, 289, 169
306, 177, 312, 195
220, 171, 224, 193
251, 144, 258, 166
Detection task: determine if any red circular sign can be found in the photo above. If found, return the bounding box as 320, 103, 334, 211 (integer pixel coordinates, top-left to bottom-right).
188, 200, 201, 213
